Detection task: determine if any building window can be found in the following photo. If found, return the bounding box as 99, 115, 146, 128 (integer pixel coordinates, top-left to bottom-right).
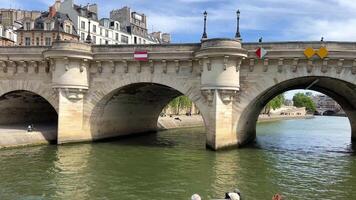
25, 37, 31, 46
100, 28, 103, 36
25, 22, 31, 30
115, 33, 119, 41
93, 25, 97, 33
45, 37, 51, 46
121, 35, 129, 44
81, 32, 85, 41
139, 38, 141, 44
105, 40, 109, 45
36, 37, 40, 46
65, 25, 71, 34
105, 30, 108, 37
93, 36, 96, 44
46, 22, 51, 30
134, 36, 137, 44
100, 38, 102, 44
81, 21, 86, 30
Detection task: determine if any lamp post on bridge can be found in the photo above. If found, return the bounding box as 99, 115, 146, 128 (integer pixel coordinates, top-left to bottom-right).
235, 10, 241, 39
201, 11, 208, 40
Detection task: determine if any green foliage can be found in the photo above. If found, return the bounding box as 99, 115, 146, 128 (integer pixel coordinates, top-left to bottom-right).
263, 94, 285, 114
292, 93, 316, 112
166, 96, 193, 115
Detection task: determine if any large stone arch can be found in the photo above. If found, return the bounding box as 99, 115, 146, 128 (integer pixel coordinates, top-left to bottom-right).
83, 73, 209, 141
0, 80, 58, 112
236, 65, 356, 146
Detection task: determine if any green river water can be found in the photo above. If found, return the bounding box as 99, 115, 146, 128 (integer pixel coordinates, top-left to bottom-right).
0, 116, 355, 200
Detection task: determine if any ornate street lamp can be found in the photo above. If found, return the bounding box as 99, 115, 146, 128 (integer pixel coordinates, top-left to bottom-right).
86, 19, 92, 43
202, 11, 208, 39
235, 10, 241, 39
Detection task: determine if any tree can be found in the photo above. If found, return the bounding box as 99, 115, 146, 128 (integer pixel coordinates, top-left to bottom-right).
292, 93, 316, 112
166, 95, 193, 115
263, 94, 285, 114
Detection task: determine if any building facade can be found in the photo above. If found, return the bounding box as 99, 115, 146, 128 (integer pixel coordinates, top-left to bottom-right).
0, 24, 16, 46
16, 7, 79, 46
0, 9, 41, 27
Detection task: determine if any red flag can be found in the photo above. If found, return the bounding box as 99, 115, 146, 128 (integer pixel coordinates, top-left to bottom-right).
256, 47, 267, 59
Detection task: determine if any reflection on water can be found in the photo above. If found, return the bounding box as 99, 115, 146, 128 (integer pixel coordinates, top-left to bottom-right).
0, 116, 355, 200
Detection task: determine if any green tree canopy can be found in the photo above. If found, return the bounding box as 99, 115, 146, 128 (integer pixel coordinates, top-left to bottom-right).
263, 94, 285, 114
292, 93, 316, 112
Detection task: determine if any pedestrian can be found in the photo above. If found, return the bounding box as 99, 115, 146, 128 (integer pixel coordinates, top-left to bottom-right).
27, 124, 32, 132
191, 194, 201, 200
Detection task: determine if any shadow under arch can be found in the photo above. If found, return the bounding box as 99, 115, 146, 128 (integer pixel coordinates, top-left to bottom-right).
236, 76, 356, 146
89, 82, 208, 143
0, 90, 58, 143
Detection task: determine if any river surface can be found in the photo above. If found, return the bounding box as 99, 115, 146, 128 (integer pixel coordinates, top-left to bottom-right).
0, 116, 355, 200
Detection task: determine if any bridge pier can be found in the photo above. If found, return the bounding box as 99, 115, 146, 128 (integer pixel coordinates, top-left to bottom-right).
44, 42, 93, 144
196, 39, 247, 150
204, 89, 239, 150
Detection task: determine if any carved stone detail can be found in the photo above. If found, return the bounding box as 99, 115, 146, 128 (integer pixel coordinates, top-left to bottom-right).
149, 60, 154, 73
278, 58, 284, 73
292, 58, 298, 72
31, 61, 38, 73
162, 60, 167, 74
64, 57, 69, 71
201, 89, 214, 104
263, 59, 269, 72
201, 89, 238, 105
223, 56, 229, 70
321, 58, 328, 73
249, 58, 254, 72
218, 90, 238, 104
0, 61, 7, 73
352, 59, 356, 75
205, 57, 211, 71
108, 60, 115, 73
137, 61, 142, 73
123, 60, 128, 73
59, 88, 87, 100
307, 60, 313, 73
336, 59, 344, 74
81, 59, 88, 73
236, 58, 243, 72
175, 60, 180, 73
96, 61, 102, 73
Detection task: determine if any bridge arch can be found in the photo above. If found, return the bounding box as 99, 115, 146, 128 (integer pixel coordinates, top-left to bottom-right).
0, 80, 58, 112
84, 73, 209, 141
236, 75, 356, 146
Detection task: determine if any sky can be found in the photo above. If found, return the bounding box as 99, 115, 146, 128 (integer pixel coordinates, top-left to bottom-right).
0, 0, 349, 99
2, 0, 356, 43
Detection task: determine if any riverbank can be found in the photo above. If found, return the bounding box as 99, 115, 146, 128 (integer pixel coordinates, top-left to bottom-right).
0, 125, 56, 149
258, 114, 314, 122
158, 114, 314, 129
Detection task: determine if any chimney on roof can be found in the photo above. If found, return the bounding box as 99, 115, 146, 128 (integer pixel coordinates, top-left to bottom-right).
54, 0, 61, 11
49, 6, 57, 18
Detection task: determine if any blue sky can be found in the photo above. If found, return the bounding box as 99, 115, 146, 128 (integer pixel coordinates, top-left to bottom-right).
0, 0, 349, 99
2, 0, 356, 43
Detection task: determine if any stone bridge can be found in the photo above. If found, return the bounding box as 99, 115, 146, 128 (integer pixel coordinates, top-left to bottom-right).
0, 38, 355, 150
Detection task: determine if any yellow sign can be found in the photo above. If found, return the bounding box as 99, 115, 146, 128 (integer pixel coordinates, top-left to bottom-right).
304, 47, 315, 59
316, 47, 328, 59
304, 47, 328, 59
